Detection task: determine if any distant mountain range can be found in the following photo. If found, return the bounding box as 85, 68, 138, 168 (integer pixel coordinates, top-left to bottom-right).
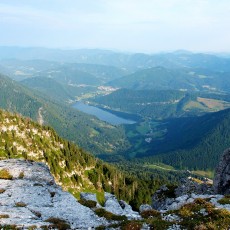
1, 47, 230, 71
108, 66, 230, 92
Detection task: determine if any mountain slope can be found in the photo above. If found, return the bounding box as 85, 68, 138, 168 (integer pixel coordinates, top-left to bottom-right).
108, 66, 230, 92
0, 74, 42, 119
0, 159, 107, 229
0, 73, 130, 155
91, 88, 230, 121
140, 108, 230, 170
21, 76, 75, 102
0, 109, 163, 208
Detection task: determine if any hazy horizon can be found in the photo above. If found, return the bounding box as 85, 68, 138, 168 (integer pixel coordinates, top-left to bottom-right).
1, 0, 230, 53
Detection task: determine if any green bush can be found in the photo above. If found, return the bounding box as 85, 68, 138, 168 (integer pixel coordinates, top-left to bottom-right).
95, 208, 127, 221
78, 199, 97, 208
0, 214, 9, 218
45, 217, 70, 230
141, 209, 161, 219
218, 195, 230, 205
15, 202, 27, 207
0, 169, 13, 180
18, 172, 24, 179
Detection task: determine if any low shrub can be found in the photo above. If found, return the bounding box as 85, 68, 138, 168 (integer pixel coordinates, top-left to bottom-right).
0, 224, 17, 229
18, 172, 24, 179
0, 169, 13, 180
95, 208, 127, 221
121, 221, 142, 230
148, 217, 171, 230
45, 217, 70, 230
15, 202, 27, 207
141, 209, 161, 219
31, 210, 42, 218
0, 214, 9, 218
218, 195, 230, 205
176, 199, 230, 229
78, 199, 97, 208
0, 189, 6, 194
28, 225, 37, 230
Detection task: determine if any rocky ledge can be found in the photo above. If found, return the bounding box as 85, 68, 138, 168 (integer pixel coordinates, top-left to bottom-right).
0, 159, 107, 229
1, 147, 230, 229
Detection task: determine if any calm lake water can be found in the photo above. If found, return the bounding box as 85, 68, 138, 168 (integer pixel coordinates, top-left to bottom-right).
73, 102, 136, 125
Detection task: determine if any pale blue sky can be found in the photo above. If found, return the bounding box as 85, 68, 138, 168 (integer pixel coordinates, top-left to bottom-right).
0, 0, 229, 53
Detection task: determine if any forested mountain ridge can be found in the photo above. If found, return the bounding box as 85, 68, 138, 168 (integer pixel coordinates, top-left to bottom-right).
91, 88, 230, 120
108, 66, 230, 92
0, 73, 130, 155
140, 108, 230, 171
0, 109, 168, 208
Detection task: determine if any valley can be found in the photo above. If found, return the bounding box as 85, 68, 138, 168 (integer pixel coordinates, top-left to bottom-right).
1, 47, 230, 179
2, 1, 230, 228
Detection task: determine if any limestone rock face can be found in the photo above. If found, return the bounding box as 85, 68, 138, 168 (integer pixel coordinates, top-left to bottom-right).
0, 159, 107, 229
152, 180, 216, 212
139, 204, 153, 213
104, 192, 141, 220
213, 148, 230, 194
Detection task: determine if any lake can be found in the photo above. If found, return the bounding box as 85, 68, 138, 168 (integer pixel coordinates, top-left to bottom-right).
72, 102, 136, 125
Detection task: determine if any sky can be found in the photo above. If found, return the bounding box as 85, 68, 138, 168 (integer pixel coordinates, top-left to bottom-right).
0, 0, 230, 53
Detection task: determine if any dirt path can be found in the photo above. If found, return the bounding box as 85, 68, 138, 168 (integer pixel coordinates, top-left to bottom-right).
38, 107, 44, 125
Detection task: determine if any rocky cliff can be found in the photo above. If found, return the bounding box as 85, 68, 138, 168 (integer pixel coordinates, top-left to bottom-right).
213, 148, 230, 194
0, 159, 108, 229
147, 148, 230, 229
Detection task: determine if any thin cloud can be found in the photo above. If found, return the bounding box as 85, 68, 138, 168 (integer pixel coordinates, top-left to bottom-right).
0, 0, 229, 52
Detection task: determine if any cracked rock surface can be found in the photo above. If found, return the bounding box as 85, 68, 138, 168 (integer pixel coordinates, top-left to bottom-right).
0, 159, 107, 229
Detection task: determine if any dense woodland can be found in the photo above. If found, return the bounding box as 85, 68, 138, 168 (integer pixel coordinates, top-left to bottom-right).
0, 109, 186, 209
0, 74, 130, 156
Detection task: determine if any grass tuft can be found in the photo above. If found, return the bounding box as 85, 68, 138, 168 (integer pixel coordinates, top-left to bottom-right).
95, 208, 127, 221
218, 195, 230, 205
141, 209, 161, 219
15, 202, 27, 207
45, 217, 70, 230
78, 199, 97, 208
0, 169, 13, 180
0, 214, 9, 218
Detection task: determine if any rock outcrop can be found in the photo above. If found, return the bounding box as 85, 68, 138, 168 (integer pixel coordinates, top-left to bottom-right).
104, 192, 140, 219
0, 159, 107, 229
213, 148, 230, 194
139, 204, 152, 213
80, 192, 141, 220
151, 179, 229, 212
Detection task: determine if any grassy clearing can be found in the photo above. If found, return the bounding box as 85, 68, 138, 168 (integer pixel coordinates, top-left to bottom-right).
191, 170, 214, 179
144, 163, 176, 171
197, 97, 230, 110
184, 100, 207, 111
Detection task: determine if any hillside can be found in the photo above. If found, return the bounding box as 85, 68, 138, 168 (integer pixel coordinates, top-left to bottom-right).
0, 159, 107, 229
1, 159, 229, 229
138, 108, 230, 171
108, 66, 230, 92
0, 109, 173, 208
0, 73, 130, 155
21, 76, 75, 102
91, 88, 230, 120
